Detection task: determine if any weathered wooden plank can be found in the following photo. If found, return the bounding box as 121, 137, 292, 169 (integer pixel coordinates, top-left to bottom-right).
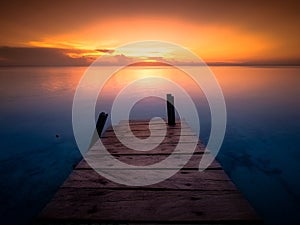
103, 128, 196, 138
111, 126, 191, 132
34, 222, 237, 225
101, 135, 199, 144
88, 140, 206, 155
36, 120, 261, 225
34, 222, 248, 225
118, 119, 182, 125
37, 189, 260, 223
75, 153, 221, 170
62, 169, 236, 191
110, 122, 191, 131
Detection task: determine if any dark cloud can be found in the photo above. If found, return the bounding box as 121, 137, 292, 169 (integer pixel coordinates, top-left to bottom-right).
1, 0, 299, 45
95, 49, 115, 54
0, 1, 299, 63
93, 54, 135, 66
0, 47, 89, 66
0, 47, 138, 66
1, 47, 298, 66
1, 1, 299, 31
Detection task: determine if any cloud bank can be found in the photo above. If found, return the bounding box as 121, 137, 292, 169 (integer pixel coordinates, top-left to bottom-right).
0, 46, 299, 67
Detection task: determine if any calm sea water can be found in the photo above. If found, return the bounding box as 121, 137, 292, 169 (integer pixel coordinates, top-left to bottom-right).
0, 66, 299, 224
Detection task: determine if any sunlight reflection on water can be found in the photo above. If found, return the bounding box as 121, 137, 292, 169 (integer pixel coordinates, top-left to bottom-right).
0, 66, 299, 225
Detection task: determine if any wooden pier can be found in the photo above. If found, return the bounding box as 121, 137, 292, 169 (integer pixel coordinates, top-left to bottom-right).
35, 119, 261, 225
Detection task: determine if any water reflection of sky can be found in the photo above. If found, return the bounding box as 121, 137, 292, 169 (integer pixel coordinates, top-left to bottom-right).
0, 66, 299, 225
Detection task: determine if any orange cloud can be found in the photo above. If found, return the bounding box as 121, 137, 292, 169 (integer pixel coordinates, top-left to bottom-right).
24, 17, 278, 64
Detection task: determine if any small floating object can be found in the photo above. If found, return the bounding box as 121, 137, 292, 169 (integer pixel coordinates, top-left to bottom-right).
55, 134, 60, 138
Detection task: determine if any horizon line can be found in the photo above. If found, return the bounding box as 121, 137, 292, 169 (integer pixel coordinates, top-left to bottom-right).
0, 63, 300, 68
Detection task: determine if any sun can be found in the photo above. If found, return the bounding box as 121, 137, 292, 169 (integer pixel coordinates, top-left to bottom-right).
144, 59, 157, 63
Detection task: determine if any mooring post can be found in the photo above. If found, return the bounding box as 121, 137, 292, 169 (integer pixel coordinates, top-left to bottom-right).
96, 112, 108, 137
167, 94, 175, 125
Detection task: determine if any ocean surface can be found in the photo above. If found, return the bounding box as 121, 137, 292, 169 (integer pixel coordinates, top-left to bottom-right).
0, 66, 299, 224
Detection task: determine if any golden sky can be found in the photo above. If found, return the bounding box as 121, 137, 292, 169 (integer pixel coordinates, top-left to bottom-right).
0, 0, 299, 66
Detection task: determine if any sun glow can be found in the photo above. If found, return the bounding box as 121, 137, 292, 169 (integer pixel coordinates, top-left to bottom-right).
144, 59, 157, 63
20, 15, 281, 66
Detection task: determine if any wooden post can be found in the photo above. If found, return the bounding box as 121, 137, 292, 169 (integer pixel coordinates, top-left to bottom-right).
96, 112, 108, 137
167, 94, 175, 125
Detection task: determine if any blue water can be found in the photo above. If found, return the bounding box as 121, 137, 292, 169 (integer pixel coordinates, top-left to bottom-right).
0, 66, 299, 224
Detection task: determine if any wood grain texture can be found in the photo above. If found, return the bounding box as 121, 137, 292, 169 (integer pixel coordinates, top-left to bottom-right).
90, 140, 206, 155
35, 120, 261, 225
37, 189, 260, 223
75, 153, 221, 170
62, 169, 236, 191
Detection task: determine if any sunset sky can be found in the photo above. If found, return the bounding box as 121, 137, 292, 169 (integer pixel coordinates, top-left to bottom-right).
0, 0, 299, 66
